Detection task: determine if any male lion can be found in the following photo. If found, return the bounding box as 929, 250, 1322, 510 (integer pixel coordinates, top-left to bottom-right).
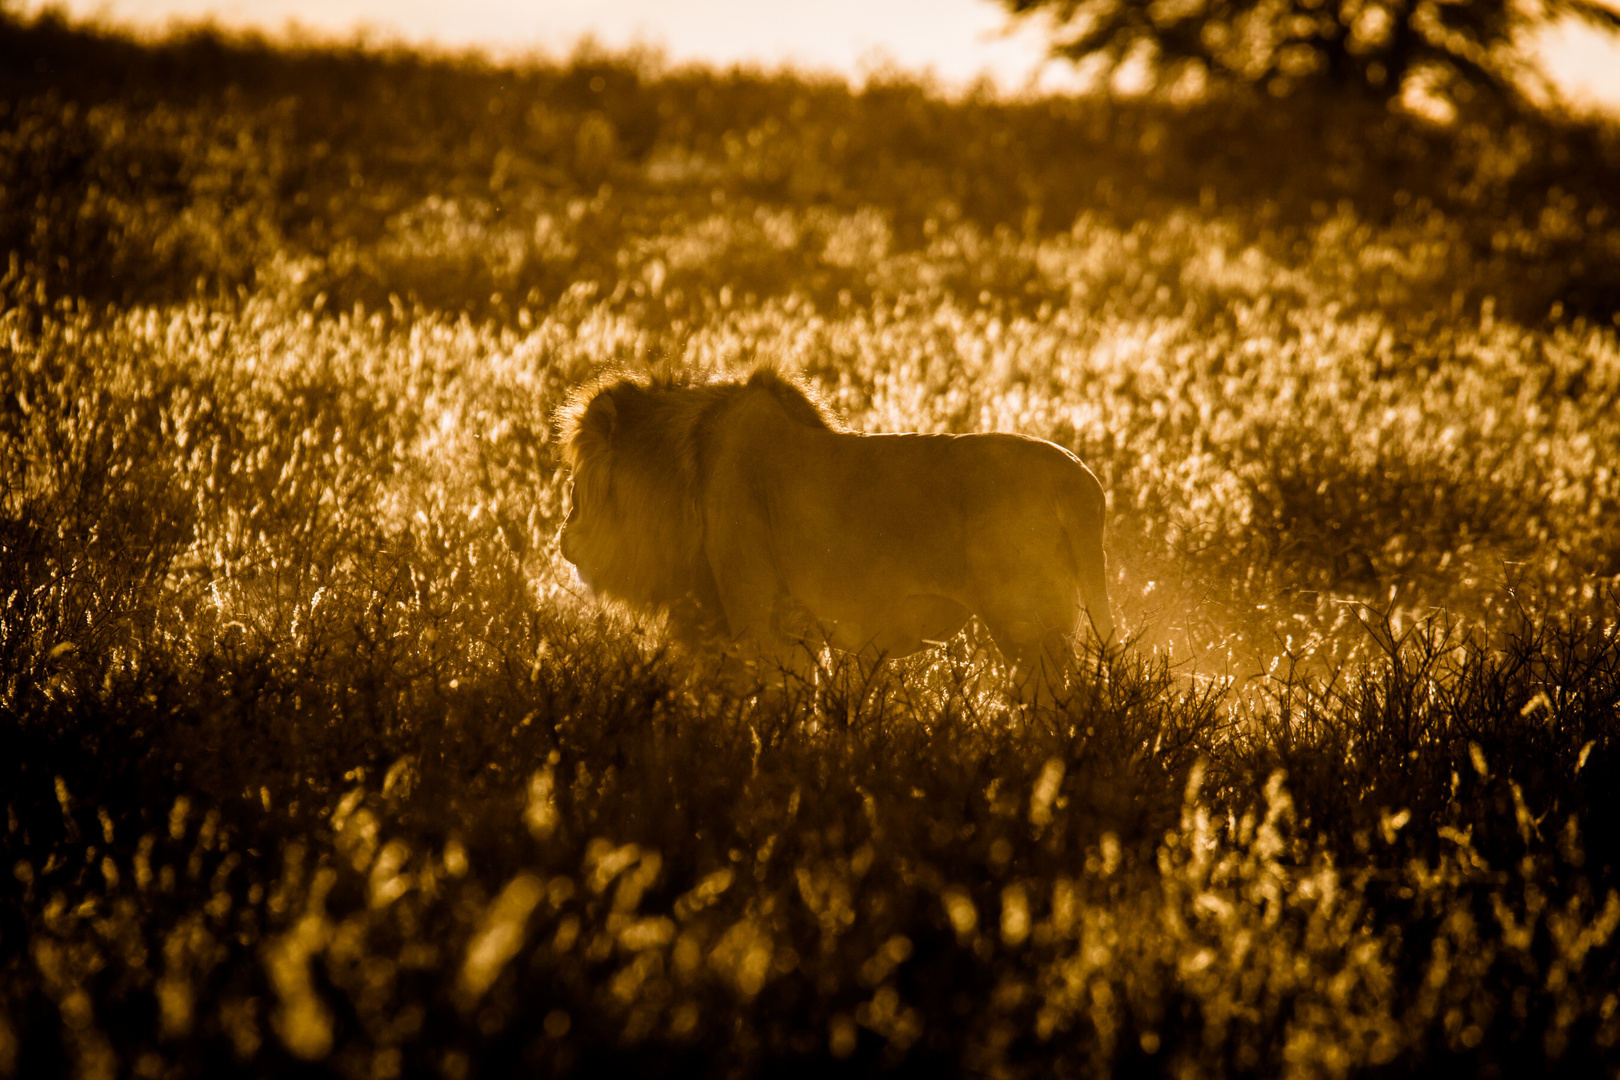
558, 368, 1114, 702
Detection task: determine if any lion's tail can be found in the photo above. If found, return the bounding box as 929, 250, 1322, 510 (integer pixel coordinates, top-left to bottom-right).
1057, 471, 1115, 649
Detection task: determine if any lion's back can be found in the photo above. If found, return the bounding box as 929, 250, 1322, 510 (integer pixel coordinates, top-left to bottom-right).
729, 423, 1095, 531
702, 391, 1099, 598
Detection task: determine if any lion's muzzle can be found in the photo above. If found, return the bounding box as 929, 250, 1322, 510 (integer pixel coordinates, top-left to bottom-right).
558, 524, 594, 591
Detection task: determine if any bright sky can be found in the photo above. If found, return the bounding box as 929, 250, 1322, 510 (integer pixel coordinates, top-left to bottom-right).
25, 0, 1620, 111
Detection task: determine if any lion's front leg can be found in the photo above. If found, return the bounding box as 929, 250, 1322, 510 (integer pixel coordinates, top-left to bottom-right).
663, 589, 728, 652
702, 518, 816, 686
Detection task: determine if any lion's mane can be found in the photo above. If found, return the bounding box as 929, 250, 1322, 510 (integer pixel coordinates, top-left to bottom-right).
559, 367, 833, 618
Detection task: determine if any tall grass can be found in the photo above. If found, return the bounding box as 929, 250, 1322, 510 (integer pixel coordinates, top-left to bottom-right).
3, 10, 1620, 1079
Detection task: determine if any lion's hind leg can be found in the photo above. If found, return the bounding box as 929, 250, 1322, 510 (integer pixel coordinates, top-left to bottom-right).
981, 609, 1078, 708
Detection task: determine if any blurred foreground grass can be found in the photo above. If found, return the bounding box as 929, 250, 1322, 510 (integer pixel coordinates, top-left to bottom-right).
3, 10, 1620, 1079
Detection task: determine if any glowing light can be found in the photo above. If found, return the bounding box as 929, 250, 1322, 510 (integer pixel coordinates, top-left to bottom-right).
456, 873, 546, 1005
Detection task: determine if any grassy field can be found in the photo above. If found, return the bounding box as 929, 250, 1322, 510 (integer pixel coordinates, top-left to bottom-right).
4, 10, 1620, 1078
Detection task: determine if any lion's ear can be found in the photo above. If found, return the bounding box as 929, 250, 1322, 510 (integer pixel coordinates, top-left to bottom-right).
588, 395, 618, 441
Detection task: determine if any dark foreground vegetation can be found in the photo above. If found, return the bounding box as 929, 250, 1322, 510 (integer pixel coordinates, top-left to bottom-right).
3, 9, 1620, 1078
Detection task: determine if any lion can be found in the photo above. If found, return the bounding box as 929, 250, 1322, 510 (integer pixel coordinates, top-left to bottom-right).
557, 367, 1114, 703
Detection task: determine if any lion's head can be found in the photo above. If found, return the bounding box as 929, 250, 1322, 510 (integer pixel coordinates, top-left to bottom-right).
559, 377, 702, 607
557, 368, 829, 622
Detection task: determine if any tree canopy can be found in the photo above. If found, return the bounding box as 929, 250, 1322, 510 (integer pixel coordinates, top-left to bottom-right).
1002, 0, 1620, 114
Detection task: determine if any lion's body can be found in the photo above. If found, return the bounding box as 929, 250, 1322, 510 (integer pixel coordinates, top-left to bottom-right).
560, 369, 1112, 700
